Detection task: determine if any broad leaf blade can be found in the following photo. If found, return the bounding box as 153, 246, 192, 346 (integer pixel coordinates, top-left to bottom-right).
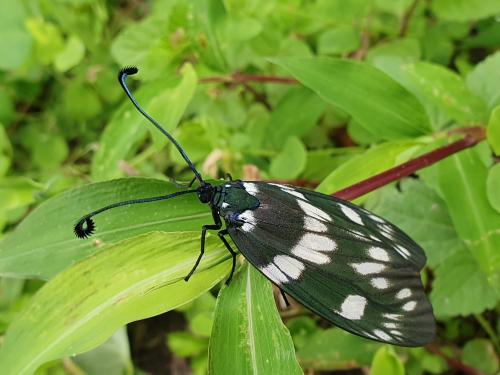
437, 147, 500, 293
487, 106, 500, 155
369, 179, 463, 268
209, 263, 302, 375
430, 249, 498, 317
0, 231, 230, 375
0, 178, 210, 279
271, 57, 431, 139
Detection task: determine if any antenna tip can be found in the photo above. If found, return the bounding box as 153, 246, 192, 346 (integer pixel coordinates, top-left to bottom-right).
74, 217, 95, 239
118, 66, 139, 81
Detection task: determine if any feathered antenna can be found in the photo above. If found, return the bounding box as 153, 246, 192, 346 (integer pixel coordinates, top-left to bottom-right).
74, 66, 203, 239
74, 189, 198, 239
118, 67, 204, 185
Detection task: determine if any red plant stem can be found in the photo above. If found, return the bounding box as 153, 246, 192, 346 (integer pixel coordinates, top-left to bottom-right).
332, 127, 486, 201
425, 345, 481, 375
200, 73, 298, 85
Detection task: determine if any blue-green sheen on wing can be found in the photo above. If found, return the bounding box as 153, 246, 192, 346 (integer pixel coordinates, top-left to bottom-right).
226, 182, 435, 347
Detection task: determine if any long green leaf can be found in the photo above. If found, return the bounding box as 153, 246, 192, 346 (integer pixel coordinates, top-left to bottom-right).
209, 263, 303, 375
317, 141, 422, 197
0, 178, 210, 279
271, 57, 431, 139
0, 231, 230, 375
437, 147, 500, 294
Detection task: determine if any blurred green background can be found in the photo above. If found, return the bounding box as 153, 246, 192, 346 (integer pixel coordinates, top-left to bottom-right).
1, 0, 500, 374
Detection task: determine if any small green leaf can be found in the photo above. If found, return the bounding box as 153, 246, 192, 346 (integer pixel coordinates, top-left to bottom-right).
209, 263, 302, 375
0, 2, 32, 71
111, 17, 166, 67
266, 87, 325, 150
487, 106, 500, 155
25, 18, 64, 65
0, 177, 43, 214
432, 0, 500, 21
430, 249, 498, 317
73, 328, 132, 375
167, 332, 208, 358
317, 141, 422, 196
0, 231, 231, 375
462, 339, 499, 375
270, 136, 307, 180
466, 51, 500, 111
271, 57, 430, 140
487, 163, 500, 213
296, 328, 379, 370
371, 346, 404, 375
54, 35, 85, 72
0, 178, 210, 279
317, 26, 360, 55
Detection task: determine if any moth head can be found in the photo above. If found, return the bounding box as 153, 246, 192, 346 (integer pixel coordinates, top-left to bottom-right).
197, 183, 214, 204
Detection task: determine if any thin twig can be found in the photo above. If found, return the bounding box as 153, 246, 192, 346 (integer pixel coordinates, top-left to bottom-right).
425, 345, 482, 375
399, 0, 420, 37
240, 82, 272, 111
333, 127, 486, 200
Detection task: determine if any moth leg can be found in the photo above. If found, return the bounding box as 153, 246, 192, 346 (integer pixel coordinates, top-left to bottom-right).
184, 209, 221, 281
187, 176, 197, 187
280, 289, 290, 308
217, 229, 238, 285
225, 173, 233, 181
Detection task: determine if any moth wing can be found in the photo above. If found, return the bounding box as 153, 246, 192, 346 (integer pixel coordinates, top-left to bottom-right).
226, 182, 435, 346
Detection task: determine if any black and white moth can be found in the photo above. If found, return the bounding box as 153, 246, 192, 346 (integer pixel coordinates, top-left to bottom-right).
75, 67, 436, 347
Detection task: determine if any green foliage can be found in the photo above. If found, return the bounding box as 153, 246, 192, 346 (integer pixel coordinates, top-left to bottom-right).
1, 0, 500, 374
209, 264, 302, 374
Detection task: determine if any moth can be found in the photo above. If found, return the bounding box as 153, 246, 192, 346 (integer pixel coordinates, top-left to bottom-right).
75, 67, 436, 347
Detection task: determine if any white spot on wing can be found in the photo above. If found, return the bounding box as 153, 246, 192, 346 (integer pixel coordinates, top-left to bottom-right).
273, 255, 305, 280
238, 210, 256, 232
396, 288, 412, 299
222, 202, 229, 208
243, 182, 259, 196
371, 277, 389, 289
395, 244, 411, 259
339, 204, 363, 225
373, 329, 391, 341
241, 223, 253, 232
368, 246, 389, 262
292, 233, 336, 264
336, 295, 367, 320
297, 200, 332, 222
384, 313, 403, 320
378, 224, 395, 240
384, 322, 398, 329
260, 263, 288, 285
402, 301, 417, 311
390, 330, 403, 336
280, 186, 306, 200
304, 216, 328, 232
369, 214, 385, 223
351, 262, 385, 275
